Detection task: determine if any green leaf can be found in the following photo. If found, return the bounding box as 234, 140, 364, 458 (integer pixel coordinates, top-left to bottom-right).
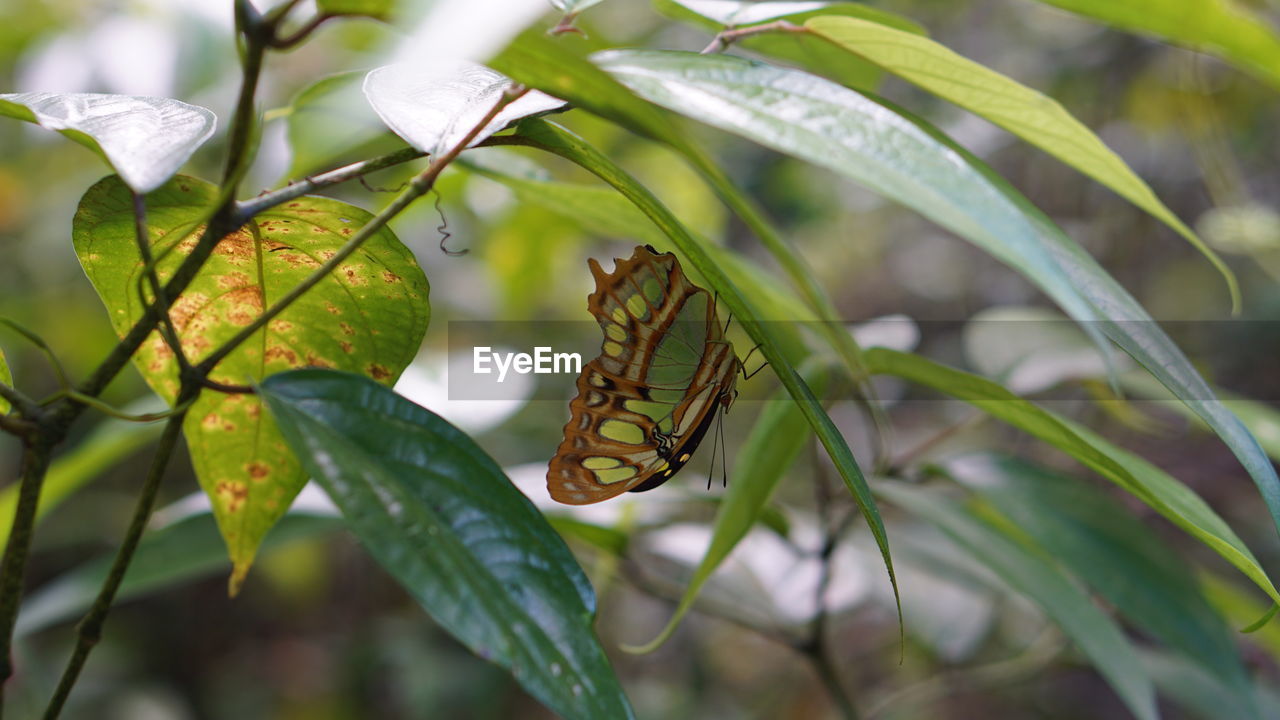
15, 510, 342, 637
72, 174, 429, 591
1142, 650, 1280, 720
491, 28, 879, 414
592, 49, 1280, 555
877, 480, 1160, 720
502, 117, 901, 635
1029, 0, 1280, 92
0, 401, 167, 551
0, 93, 215, 193
656, 0, 926, 90
281, 71, 407, 180
0, 346, 9, 415
804, 15, 1239, 310
363, 62, 564, 156
864, 346, 1280, 608
947, 453, 1255, 710
625, 362, 830, 652
1122, 371, 1280, 463
316, 0, 394, 17
260, 369, 634, 720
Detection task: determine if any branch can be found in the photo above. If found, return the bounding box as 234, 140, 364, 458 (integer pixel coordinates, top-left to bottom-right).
269, 12, 334, 49
0, 440, 55, 695
198, 88, 527, 374
236, 147, 426, 221
42, 412, 186, 719
0, 381, 40, 422
701, 20, 804, 54
132, 191, 191, 374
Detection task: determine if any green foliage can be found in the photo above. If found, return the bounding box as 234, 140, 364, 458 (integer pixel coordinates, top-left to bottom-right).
879, 480, 1160, 720
1032, 0, 1280, 91
260, 369, 634, 720
72, 175, 429, 589
2, 2, 1278, 717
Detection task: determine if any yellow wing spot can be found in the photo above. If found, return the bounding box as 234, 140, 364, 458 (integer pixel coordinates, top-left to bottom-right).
625, 294, 649, 320
679, 453, 691, 462
605, 324, 627, 342
583, 456, 622, 469
600, 419, 645, 445
589, 372, 607, 387
594, 466, 638, 484
585, 391, 606, 407
603, 341, 624, 357
611, 307, 627, 324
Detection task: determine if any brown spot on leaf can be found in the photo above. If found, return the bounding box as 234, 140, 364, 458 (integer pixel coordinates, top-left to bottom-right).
169, 292, 210, 329
216, 480, 249, 513
325, 303, 341, 315
265, 346, 298, 365
339, 322, 355, 336
340, 341, 353, 353
217, 271, 252, 289
269, 320, 294, 333
202, 412, 222, 429
247, 462, 270, 482
305, 353, 335, 369
342, 265, 369, 286
368, 364, 391, 381
382, 271, 401, 284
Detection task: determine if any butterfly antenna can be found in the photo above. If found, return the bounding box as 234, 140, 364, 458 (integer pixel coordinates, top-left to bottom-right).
707, 404, 723, 492
718, 405, 729, 489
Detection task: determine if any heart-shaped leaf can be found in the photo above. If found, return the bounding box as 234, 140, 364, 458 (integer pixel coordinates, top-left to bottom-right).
0, 93, 215, 193
260, 369, 635, 720
73, 175, 429, 590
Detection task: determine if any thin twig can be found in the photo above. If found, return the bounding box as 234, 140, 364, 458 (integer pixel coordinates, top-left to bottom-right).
198, 87, 528, 374
0, 318, 71, 394
0, 439, 55, 697
887, 412, 987, 475
42, 412, 187, 719
132, 192, 191, 374
269, 12, 334, 49
701, 20, 804, 54
236, 147, 426, 221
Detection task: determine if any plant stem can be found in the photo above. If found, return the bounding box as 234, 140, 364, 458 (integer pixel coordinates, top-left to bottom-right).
701, 20, 804, 54
235, 147, 426, 221
41, 412, 186, 720
0, 439, 55, 704
132, 192, 190, 373
197, 88, 527, 374
0, 383, 39, 422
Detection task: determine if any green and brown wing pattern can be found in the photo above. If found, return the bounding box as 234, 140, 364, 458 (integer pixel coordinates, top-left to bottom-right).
548, 245, 740, 505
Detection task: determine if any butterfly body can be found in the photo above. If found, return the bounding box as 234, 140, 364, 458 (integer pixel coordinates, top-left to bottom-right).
548, 245, 739, 505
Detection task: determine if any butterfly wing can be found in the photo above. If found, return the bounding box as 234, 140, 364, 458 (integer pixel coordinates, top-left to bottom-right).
547, 245, 739, 505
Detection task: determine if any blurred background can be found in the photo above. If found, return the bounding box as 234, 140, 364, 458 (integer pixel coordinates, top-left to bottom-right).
1, 0, 1279, 718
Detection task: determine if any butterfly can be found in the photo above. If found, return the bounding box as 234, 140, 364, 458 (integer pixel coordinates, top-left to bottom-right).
548, 244, 741, 505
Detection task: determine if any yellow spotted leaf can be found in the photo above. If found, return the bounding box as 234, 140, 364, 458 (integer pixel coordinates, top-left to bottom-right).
73, 175, 430, 592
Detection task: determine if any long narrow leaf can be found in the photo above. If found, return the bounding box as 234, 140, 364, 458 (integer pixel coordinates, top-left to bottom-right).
500, 118, 902, 635
1028, 0, 1280, 92
864, 347, 1280, 608
260, 369, 634, 720
624, 363, 830, 652
878, 481, 1159, 720
947, 453, 1256, 715
804, 15, 1238, 309
591, 49, 1280, 552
